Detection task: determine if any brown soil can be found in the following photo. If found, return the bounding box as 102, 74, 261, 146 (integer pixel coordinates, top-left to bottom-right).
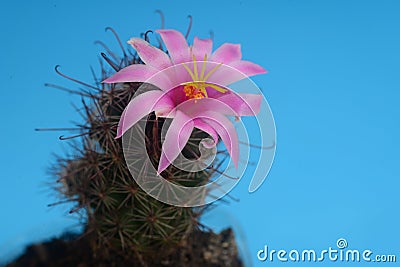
5, 229, 244, 267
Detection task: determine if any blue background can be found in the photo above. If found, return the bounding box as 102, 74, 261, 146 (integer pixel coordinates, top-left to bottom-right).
1, 0, 399, 266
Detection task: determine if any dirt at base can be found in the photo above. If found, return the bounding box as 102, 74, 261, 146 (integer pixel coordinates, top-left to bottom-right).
5, 229, 244, 267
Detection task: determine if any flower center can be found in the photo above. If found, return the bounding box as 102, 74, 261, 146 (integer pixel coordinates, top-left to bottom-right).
181, 54, 228, 101
183, 84, 206, 100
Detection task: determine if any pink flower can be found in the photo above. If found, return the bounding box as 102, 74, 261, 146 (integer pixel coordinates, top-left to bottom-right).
103, 29, 267, 174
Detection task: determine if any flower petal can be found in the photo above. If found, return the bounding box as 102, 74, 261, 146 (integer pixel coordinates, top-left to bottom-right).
116, 90, 175, 138
102, 64, 159, 83
211, 43, 242, 64
200, 111, 239, 168
229, 60, 267, 77
156, 29, 190, 64
215, 93, 262, 116
158, 111, 194, 174
128, 38, 172, 69
206, 61, 267, 86
162, 84, 262, 117
191, 37, 213, 60
178, 97, 239, 117
193, 118, 219, 148
103, 64, 174, 91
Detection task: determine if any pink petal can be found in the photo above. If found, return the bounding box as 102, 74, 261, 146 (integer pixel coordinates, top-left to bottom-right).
210, 43, 242, 64
200, 111, 239, 168
193, 118, 219, 148
102, 64, 159, 83
191, 37, 213, 60
229, 60, 267, 77
128, 38, 172, 70
189, 83, 261, 116
167, 62, 211, 87
162, 85, 186, 105
215, 93, 262, 116
116, 90, 175, 138
103, 64, 173, 90
169, 84, 262, 116
206, 61, 267, 86
158, 111, 194, 174
178, 97, 239, 117
156, 29, 190, 64
117, 105, 129, 138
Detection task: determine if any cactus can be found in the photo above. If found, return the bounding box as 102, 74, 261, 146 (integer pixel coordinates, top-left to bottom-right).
51, 26, 220, 264
42, 11, 271, 264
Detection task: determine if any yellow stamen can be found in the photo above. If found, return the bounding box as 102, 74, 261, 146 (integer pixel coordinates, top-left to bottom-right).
206, 83, 228, 93
182, 63, 196, 81
183, 84, 206, 100
203, 62, 223, 81
181, 54, 227, 101
199, 85, 208, 98
192, 54, 199, 81
200, 54, 207, 80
